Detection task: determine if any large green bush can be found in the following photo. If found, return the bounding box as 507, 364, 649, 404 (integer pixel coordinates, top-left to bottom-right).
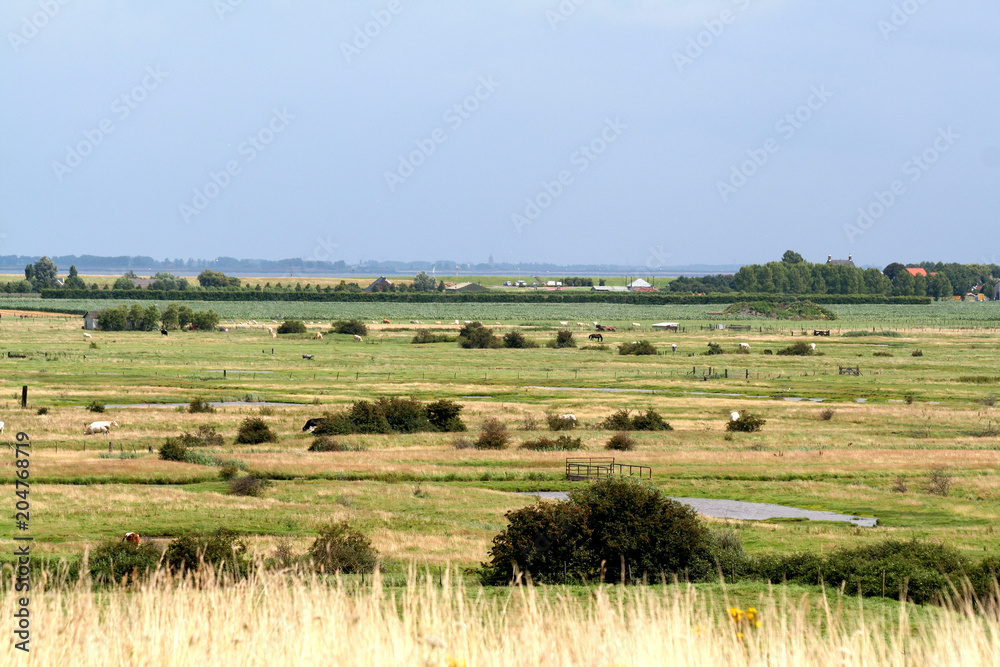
458, 322, 501, 349
163, 528, 249, 577
308, 521, 378, 574
598, 409, 672, 431
332, 319, 368, 336
425, 399, 467, 432
502, 330, 536, 348
277, 319, 307, 334
314, 397, 465, 435
475, 417, 510, 450
481, 477, 712, 585
88, 540, 162, 585
618, 340, 657, 356
234, 417, 278, 444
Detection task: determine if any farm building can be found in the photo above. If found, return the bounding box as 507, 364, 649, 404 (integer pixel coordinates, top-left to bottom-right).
445, 282, 489, 293
826, 255, 856, 267
627, 278, 656, 292
905, 267, 928, 277
591, 285, 628, 292
651, 322, 679, 331
995, 282, 1000, 300
83, 311, 100, 330
130, 277, 154, 288
363, 276, 393, 293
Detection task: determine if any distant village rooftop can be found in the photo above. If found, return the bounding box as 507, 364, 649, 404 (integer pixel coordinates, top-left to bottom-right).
826, 255, 855, 267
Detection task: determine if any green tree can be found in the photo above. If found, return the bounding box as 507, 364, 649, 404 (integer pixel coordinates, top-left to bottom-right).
63, 265, 86, 289
883, 262, 906, 281
928, 273, 954, 299
197, 269, 241, 288
98, 306, 128, 331
190, 310, 221, 330
113, 276, 135, 290
892, 269, 915, 296
149, 272, 189, 291
412, 271, 436, 291
781, 250, 804, 264
28, 256, 59, 289
161, 303, 180, 330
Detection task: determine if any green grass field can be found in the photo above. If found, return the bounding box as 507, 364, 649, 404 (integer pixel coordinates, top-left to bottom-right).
1, 302, 999, 581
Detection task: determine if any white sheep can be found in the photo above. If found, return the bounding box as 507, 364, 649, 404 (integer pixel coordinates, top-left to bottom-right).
85, 420, 119, 435
739, 343, 751, 350
83, 333, 92, 339
354, 334, 363, 342
632, 323, 641, 327
0, 421, 4, 434
560, 321, 569, 325
730, 412, 740, 421
810, 343, 816, 350
671, 344, 677, 352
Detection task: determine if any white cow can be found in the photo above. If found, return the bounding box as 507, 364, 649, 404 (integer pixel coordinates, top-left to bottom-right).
315, 332, 323, 339
632, 323, 641, 327
0, 421, 4, 434
671, 344, 677, 352
558, 414, 577, 422
83, 333, 92, 339
560, 321, 569, 325
353, 334, 363, 342
739, 343, 751, 351
85, 420, 119, 435
810, 343, 816, 350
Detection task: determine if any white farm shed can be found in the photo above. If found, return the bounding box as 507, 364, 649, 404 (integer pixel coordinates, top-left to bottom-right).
651, 322, 679, 331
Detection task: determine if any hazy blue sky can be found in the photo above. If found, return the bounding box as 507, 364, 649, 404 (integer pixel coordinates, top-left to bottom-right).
2, 0, 997, 269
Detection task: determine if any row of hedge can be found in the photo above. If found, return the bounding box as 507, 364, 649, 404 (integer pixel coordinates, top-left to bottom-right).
40, 289, 934, 305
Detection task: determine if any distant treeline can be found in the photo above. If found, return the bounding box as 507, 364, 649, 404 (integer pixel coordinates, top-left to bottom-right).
666, 260, 999, 298
39, 288, 931, 305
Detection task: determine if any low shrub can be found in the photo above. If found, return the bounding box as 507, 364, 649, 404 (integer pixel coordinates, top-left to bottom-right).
332, 318, 368, 336
86, 400, 105, 413
549, 330, 576, 349
502, 330, 537, 348
618, 340, 657, 356
598, 408, 671, 431
819, 408, 835, 421
276, 319, 307, 334
476, 417, 510, 450
726, 412, 766, 432
873, 351, 894, 357
163, 528, 249, 577
546, 413, 577, 431
926, 466, 952, 496
776, 342, 813, 356
229, 473, 272, 497
234, 417, 277, 444
218, 464, 240, 481
188, 398, 216, 414
704, 342, 724, 355
309, 521, 378, 574
981, 394, 997, 407
36, 407, 48, 415
308, 436, 367, 452
88, 540, 162, 586
458, 322, 501, 349
605, 432, 635, 451
425, 399, 467, 432
911, 349, 924, 357
258, 406, 275, 416
520, 435, 584, 451
168, 425, 224, 448
452, 436, 475, 450
411, 329, 456, 344
159, 439, 188, 462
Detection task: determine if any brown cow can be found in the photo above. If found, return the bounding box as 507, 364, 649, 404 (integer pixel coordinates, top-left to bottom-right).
123, 532, 141, 546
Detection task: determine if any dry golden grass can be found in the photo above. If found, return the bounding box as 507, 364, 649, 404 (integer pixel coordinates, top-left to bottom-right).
3, 568, 999, 666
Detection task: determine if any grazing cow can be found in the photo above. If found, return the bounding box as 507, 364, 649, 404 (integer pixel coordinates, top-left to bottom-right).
302, 417, 328, 432
739, 343, 751, 351
123, 532, 141, 546
606, 327, 616, 332
810, 343, 816, 351
0, 421, 4, 434
410, 320, 421, 324
271, 332, 277, 338
560, 321, 569, 325
763, 349, 773, 355
632, 323, 641, 327
671, 344, 677, 353
558, 414, 577, 422
83, 333, 92, 340
302, 354, 314, 360
731, 412, 740, 421
353, 334, 363, 342
161, 329, 169, 336
315, 332, 323, 339
382, 319, 391, 324
85, 420, 119, 435
588, 333, 603, 342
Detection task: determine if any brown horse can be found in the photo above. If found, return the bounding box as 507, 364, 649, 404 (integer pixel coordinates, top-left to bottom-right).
588, 333, 603, 342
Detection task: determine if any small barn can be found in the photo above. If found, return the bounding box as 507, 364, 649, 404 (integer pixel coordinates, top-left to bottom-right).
83, 311, 100, 330
651, 322, 679, 331
446, 282, 489, 293
363, 276, 394, 293
627, 278, 656, 292
826, 255, 856, 267
994, 281, 1000, 301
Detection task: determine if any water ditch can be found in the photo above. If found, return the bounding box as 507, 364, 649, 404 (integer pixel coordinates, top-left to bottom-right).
518, 492, 877, 527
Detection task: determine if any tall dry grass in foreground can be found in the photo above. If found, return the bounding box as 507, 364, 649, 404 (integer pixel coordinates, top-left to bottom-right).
3, 568, 999, 666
